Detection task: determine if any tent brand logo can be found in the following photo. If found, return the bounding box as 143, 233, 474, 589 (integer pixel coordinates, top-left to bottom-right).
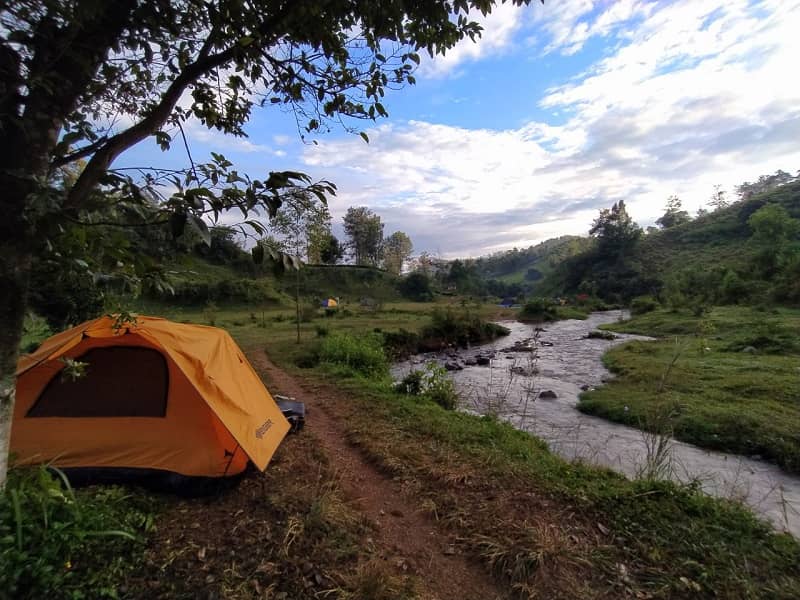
255, 419, 273, 439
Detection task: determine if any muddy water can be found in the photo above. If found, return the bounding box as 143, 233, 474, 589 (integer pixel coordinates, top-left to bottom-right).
392, 311, 800, 537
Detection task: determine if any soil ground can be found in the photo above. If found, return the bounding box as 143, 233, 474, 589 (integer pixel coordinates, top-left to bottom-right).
127, 349, 508, 600
247, 350, 504, 600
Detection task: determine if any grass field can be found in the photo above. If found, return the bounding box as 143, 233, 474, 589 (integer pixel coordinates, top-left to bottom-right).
580, 306, 800, 473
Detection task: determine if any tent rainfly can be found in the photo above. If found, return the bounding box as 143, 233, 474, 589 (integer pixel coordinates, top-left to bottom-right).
320, 298, 338, 308
12, 316, 290, 491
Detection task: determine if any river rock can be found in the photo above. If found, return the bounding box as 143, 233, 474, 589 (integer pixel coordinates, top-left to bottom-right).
464, 358, 477, 366
538, 390, 558, 400
580, 384, 592, 391
476, 356, 491, 366
444, 361, 463, 371
540, 341, 554, 347
741, 346, 757, 353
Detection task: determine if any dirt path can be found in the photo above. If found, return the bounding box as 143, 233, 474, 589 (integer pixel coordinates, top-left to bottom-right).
250, 350, 506, 600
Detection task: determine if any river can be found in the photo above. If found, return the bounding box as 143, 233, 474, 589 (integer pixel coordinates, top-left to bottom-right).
392, 310, 800, 537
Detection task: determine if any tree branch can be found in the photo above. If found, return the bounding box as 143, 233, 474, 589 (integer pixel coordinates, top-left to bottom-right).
65, 43, 242, 211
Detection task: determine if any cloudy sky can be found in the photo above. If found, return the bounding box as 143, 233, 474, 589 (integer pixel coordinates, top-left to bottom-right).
122, 0, 800, 258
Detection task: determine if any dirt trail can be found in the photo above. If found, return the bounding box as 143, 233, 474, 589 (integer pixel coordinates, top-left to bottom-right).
250, 350, 506, 600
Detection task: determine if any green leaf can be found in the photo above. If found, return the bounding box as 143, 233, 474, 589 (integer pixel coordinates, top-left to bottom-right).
360, 132, 370, 144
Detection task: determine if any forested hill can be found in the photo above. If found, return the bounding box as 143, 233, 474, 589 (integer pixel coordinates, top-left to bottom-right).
542, 180, 800, 304
471, 236, 591, 288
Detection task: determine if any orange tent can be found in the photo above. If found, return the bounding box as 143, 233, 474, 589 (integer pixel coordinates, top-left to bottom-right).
12, 316, 289, 486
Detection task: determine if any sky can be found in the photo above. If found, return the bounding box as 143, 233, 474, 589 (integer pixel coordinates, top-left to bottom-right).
121, 0, 800, 259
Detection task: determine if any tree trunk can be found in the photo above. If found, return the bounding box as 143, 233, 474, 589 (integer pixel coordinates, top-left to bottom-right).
0, 233, 33, 489
295, 267, 301, 344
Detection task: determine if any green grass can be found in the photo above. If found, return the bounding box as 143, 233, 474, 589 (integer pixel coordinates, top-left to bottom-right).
242, 305, 800, 598
28, 300, 799, 597
581, 306, 800, 472
1, 466, 157, 599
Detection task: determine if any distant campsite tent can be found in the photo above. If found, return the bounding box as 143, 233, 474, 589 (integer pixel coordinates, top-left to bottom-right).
12, 316, 290, 489
320, 298, 338, 308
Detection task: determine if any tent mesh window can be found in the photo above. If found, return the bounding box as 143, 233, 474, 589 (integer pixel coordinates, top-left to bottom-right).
27, 346, 169, 418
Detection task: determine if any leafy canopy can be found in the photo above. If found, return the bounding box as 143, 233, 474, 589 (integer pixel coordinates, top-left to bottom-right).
2, 0, 537, 251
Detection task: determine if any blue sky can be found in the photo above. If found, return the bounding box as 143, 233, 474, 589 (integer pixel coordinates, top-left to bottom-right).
121, 0, 800, 258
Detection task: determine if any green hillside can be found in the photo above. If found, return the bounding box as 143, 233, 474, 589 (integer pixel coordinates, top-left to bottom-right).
542, 181, 800, 303
472, 235, 591, 289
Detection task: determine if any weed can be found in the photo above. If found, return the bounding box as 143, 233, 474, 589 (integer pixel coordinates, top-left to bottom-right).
318, 332, 388, 377
0, 466, 156, 599
395, 362, 458, 410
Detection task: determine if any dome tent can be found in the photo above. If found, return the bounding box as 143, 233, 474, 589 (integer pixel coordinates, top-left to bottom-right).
12, 315, 290, 493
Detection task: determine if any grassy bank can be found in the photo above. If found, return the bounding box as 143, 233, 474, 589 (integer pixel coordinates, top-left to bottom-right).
580, 306, 800, 473
212, 303, 799, 598
14, 301, 800, 597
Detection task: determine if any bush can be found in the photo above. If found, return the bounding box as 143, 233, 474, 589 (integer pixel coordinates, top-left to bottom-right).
397, 272, 434, 301
382, 328, 421, 359
395, 363, 458, 410
419, 308, 509, 350
318, 332, 388, 377
314, 324, 329, 337
0, 466, 155, 599
630, 295, 659, 315
519, 297, 558, 321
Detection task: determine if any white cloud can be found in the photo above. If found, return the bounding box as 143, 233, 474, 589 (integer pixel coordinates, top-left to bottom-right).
419, 2, 534, 77
301, 1, 800, 257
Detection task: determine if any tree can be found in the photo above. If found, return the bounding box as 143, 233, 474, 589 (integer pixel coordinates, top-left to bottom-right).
736, 169, 798, 201
747, 204, 800, 277
655, 195, 691, 229
318, 234, 345, 265
305, 205, 334, 264
398, 272, 434, 302
383, 231, 413, 275
589, 200, 642, 256
260, 190, 327, 342
0, 0, 539, 486
708, 184, 729, 211
343, 206, 384, 266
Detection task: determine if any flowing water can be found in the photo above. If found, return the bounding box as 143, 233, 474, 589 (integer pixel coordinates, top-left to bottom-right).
392, 310, 800, 537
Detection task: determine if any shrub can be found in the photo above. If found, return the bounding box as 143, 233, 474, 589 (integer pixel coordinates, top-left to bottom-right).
519, 298, 558, 321
419, 308, 509, 350
397, 272, 434, 301
630, 295, 659, 315
395, 363, 458, 410
299, 303, 318, 323
382, 329, 421, 359
394, 370, 424, 396
315, 324, 329, 337
318, 332, 388, 377
0, 466, 155, 599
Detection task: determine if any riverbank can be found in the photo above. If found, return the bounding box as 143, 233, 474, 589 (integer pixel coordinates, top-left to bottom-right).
7, 302, 800, 598
251, 304, 799, 598
579, 306, 800, 474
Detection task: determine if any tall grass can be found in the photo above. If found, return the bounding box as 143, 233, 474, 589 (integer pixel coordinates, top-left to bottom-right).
317, 332, 389, 377
0, 466, 156, 599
